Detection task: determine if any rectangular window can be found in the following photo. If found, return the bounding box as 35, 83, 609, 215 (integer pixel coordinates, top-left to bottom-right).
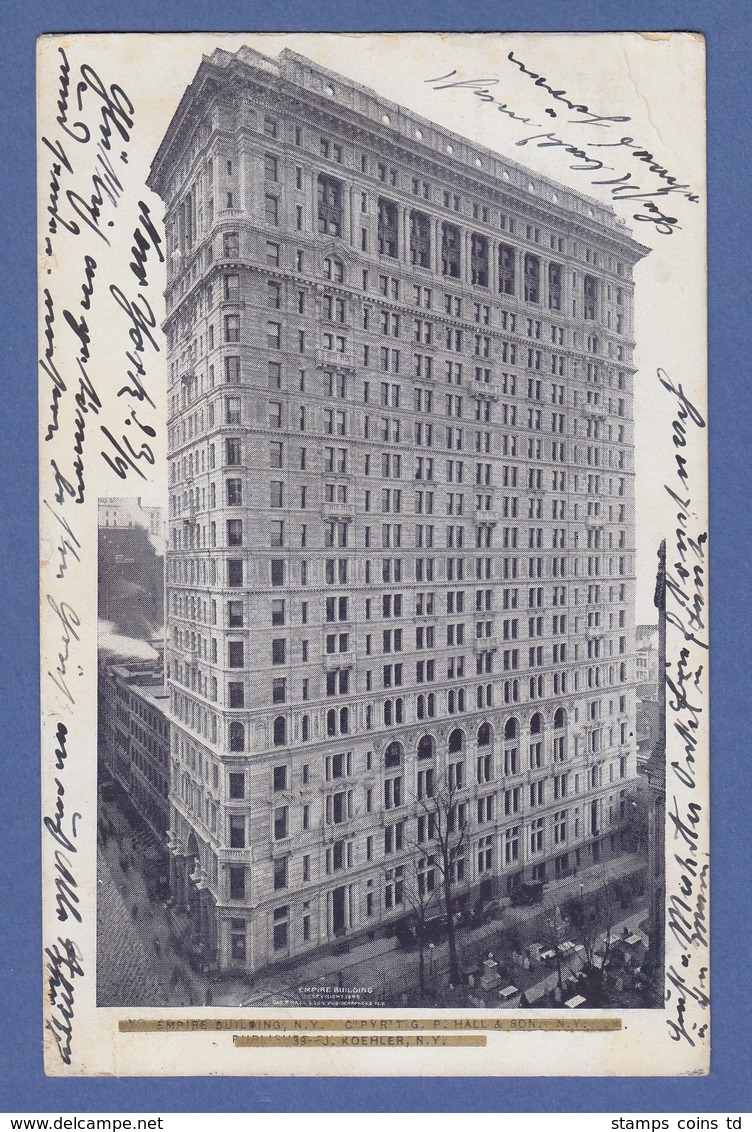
273, 858, 288, 891
229, 867, 245, 900
229, 772, 245, 800
228, 600, 244, 628
226, 479, 242, 507
227, 519, 243, 547
441, 222, 461, 278
409, 211, 430, 267
265, 194, 279, 226
273, 806, 288, 840
225, 438, 242, 465
229, 815, 246, 849
224, 356, 241, 385
225, 397, 241, 425
377, 197, 399, 258
273, 906, 288, 950
317, 174, 343, 237
228, 682, 244, 708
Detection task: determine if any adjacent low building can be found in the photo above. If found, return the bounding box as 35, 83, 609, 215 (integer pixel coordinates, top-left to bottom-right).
98, 657, 171, 842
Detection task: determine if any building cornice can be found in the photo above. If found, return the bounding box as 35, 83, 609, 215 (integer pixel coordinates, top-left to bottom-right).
148, 46, 650, 265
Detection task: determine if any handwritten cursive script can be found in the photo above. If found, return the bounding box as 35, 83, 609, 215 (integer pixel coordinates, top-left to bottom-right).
658, 367, 709, 1049
425, 51, 699, 236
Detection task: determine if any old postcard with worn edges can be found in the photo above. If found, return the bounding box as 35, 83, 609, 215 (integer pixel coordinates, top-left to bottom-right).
38, 31, 708, 1077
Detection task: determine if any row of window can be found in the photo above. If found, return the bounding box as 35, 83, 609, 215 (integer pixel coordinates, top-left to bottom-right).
217, 710, 626, 811
171, 583, 626, 632
220, 187, 606, 316
195, 269, 626, 353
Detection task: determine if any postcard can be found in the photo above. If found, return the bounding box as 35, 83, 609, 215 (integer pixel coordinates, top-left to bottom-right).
38, 30, 708, 1076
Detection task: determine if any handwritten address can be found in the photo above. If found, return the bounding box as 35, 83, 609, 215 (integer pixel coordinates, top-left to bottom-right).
426, 50, 700, 237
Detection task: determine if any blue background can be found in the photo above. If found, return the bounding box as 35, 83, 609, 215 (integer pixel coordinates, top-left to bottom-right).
4, 0, 750, 1114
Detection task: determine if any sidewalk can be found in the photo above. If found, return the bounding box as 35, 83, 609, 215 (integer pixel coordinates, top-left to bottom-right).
241, 852, 647, 1006
98, 832, 205, 1007
98, 782, 647, 1008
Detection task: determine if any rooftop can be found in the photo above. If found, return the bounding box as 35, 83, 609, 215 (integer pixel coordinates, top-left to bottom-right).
149, 43, 649, 258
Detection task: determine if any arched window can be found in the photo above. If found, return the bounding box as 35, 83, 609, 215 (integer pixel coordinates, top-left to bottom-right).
448, 728, 464, 754
417, 734, 435, 760
384, 700, 393, 726
385, 741, 403, 768
553, 707, 567, 763
530, 712, 543, 735
327, 709, 336, 737
339, 706, 349, 734
477, 722, 492, 747
229, 721, 244, 752
395, 697, 404, 724
476, 686, 484, 709
273, 716, 286, 746
503, 718, 519, 775
416, 694, 425, 720
301, 715, 310, 742
427, 692, 435, 717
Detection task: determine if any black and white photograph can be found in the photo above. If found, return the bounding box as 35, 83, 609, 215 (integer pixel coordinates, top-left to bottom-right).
39, 31, 708, 1077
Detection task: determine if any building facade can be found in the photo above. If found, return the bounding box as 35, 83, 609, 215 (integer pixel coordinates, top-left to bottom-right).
99, 497, 168, 554
98, 658, 171, 841
148, 46, 648, 974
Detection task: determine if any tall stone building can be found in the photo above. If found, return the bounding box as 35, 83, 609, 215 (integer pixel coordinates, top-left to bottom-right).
148, 45, 648, 973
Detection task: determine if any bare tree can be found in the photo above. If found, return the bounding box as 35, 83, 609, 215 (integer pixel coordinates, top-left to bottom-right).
575, 876, 617, 974
541, 904, 571, 996
412, 774, 469, 985
400, 855, 442, 996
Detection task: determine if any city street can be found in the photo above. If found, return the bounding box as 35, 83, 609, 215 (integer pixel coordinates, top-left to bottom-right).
240, 857, 649, 1008
97, 815, 204, 1007
98, 787, 649, 1009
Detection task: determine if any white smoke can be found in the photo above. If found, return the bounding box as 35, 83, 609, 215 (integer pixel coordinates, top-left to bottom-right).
98, 619, 160, 662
